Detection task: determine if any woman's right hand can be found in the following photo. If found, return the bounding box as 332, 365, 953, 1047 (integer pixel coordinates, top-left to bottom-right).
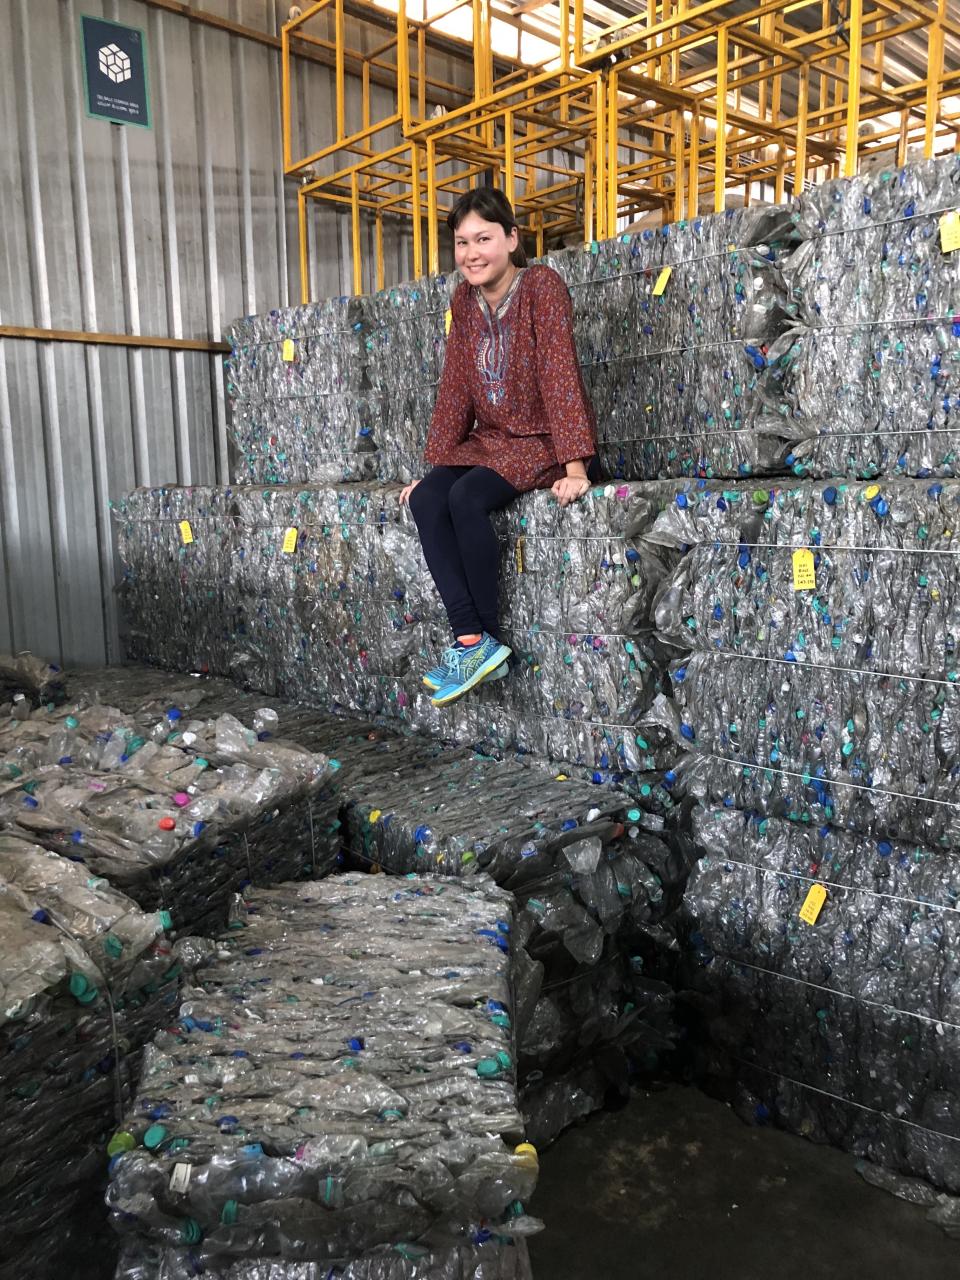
399, 481, 420, 506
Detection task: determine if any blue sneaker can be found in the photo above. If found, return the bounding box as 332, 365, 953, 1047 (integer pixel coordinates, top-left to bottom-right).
423, 647, 509, 692
430, 634, 513, 706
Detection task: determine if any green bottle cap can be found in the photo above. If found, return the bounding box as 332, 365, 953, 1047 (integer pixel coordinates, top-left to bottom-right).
496, 1050, 512, 1070
143, 1124, 168, 1149
103, 935, 123, 959
179, 1219, 202, 1245
158, 910, 173, 931
476, 1058, 500, 1078
220, 1200, 239, 1225
107, 1131, 136, 1157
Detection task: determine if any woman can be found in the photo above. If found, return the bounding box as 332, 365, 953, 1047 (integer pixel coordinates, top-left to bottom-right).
400, 186, 598, 707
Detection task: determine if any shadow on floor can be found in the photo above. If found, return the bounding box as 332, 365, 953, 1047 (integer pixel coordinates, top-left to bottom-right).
528, 1083, 959, 1280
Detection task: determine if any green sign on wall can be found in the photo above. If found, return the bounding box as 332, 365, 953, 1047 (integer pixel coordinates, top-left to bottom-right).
80, 14, 151, 129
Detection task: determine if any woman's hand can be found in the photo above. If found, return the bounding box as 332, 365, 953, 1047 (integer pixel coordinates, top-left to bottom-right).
551, 474, 591, 507
399, 481, 420, 506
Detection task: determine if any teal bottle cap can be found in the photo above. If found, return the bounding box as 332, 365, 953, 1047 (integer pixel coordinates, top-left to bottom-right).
143, 1124, 168, 1149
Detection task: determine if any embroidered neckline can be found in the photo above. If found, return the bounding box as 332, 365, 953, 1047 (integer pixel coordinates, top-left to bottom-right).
473, 267, 525, 322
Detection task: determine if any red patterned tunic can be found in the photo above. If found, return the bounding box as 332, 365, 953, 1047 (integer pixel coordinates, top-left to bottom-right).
423, 264, 597, 493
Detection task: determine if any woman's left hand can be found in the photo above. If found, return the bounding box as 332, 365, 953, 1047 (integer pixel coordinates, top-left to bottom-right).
552, 475, 591, 507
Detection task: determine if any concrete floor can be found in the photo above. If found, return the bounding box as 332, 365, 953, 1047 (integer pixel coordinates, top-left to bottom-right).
528, 1084, 959, 1280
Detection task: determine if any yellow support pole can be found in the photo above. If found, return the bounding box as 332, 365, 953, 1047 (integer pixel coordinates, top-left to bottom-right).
335, 0, 346, 142
595, 76, 606, 240
584, 140, 595, 242
714, 28, 728, 213
427, 138, 440, 275
505, 110, 516, 209
606, 70, 618, 236
375, 212, 385, 291
298, 189, 310, 304
897, 107, 910, 165
281, 21, 292, 171
688, 107, 700, 218
350, 171, 362, 295
844, 0, 863, 176
412, 143, 424, 278
794, 64, 808, 194
673, 108, 684, 221
397, 0, 411, 133
925, 0, 945, 159
418, 26, 427, 123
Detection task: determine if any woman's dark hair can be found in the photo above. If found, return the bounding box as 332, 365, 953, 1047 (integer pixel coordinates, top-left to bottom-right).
447, 186, 528, 268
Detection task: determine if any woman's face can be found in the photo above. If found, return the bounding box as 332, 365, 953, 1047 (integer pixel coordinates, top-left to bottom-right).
453, 212, 518, 290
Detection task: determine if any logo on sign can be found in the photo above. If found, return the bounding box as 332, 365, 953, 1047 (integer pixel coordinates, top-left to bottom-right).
98, 42, 131, 84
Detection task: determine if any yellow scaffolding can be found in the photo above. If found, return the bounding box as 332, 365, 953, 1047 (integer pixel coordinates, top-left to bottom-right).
285, 0, 960, 295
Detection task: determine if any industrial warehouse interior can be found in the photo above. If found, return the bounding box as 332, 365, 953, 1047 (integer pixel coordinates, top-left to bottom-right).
2, 0, 960, 1276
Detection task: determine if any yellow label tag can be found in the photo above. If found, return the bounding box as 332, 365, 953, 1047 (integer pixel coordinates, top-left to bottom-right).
799, 882, 827, 926
515, 535, 525, 574
652, 266, 672, 297
444, 309, 453, 336
282, 527, 298, 555
178, 521, 194, 546
863, 484, 881, 501
281, 338, 296, 362
792, 547, 816, 591
940, 211, 960, 253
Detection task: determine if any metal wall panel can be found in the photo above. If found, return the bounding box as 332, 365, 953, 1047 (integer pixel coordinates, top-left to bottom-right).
1, 0, 431, 666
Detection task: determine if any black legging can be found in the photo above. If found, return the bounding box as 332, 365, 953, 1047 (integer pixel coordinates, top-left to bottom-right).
408, 466, 518, 640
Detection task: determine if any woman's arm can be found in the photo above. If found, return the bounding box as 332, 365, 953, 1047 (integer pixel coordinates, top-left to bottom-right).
423, 291, 475, 465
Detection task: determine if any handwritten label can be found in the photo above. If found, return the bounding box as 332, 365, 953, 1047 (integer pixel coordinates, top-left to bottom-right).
652, 266, 672, 297
178, 521, 194, 546
282, 527, 298, 555
940, 211, 960, 254
792, 548, 816, 591
799, 882, 827, 926
281, 338, 296, 362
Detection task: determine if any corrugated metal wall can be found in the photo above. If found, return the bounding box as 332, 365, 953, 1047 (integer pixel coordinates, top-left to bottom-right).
0, 0, 428, 666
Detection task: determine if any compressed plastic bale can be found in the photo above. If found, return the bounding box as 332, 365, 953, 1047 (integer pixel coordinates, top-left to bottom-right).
679, 804, 960, 1190
0, 697, 339, 936
764, 154, 960, 479
645, 476, 960, 843
115, 1236, 534, 1279
0, 835, 179, 1277
225, 298, 369, 486
224, 206, 797, 489
538, 205, 798, 481
106, 873, 541, 1271
112, 481, 679, 776
58, 665, 681, 1136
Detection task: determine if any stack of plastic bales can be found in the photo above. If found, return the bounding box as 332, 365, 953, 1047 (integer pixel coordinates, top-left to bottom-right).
223, 211, 796, 492
362, 275, 452, 483
226, 298, 369, 486
112, 480, 687, 778
225, 280, 450, 488
644, 471, 960, 1187
764, 154, 960, 479
546, 205, 797, 480
0, 695, 339, 936
107, 873, 539, 1279
0, 834, 178, 1276
63, 664, 682, 1145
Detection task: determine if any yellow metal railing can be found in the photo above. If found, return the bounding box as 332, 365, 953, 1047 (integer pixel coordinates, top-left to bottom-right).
285, 0, 960, 296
